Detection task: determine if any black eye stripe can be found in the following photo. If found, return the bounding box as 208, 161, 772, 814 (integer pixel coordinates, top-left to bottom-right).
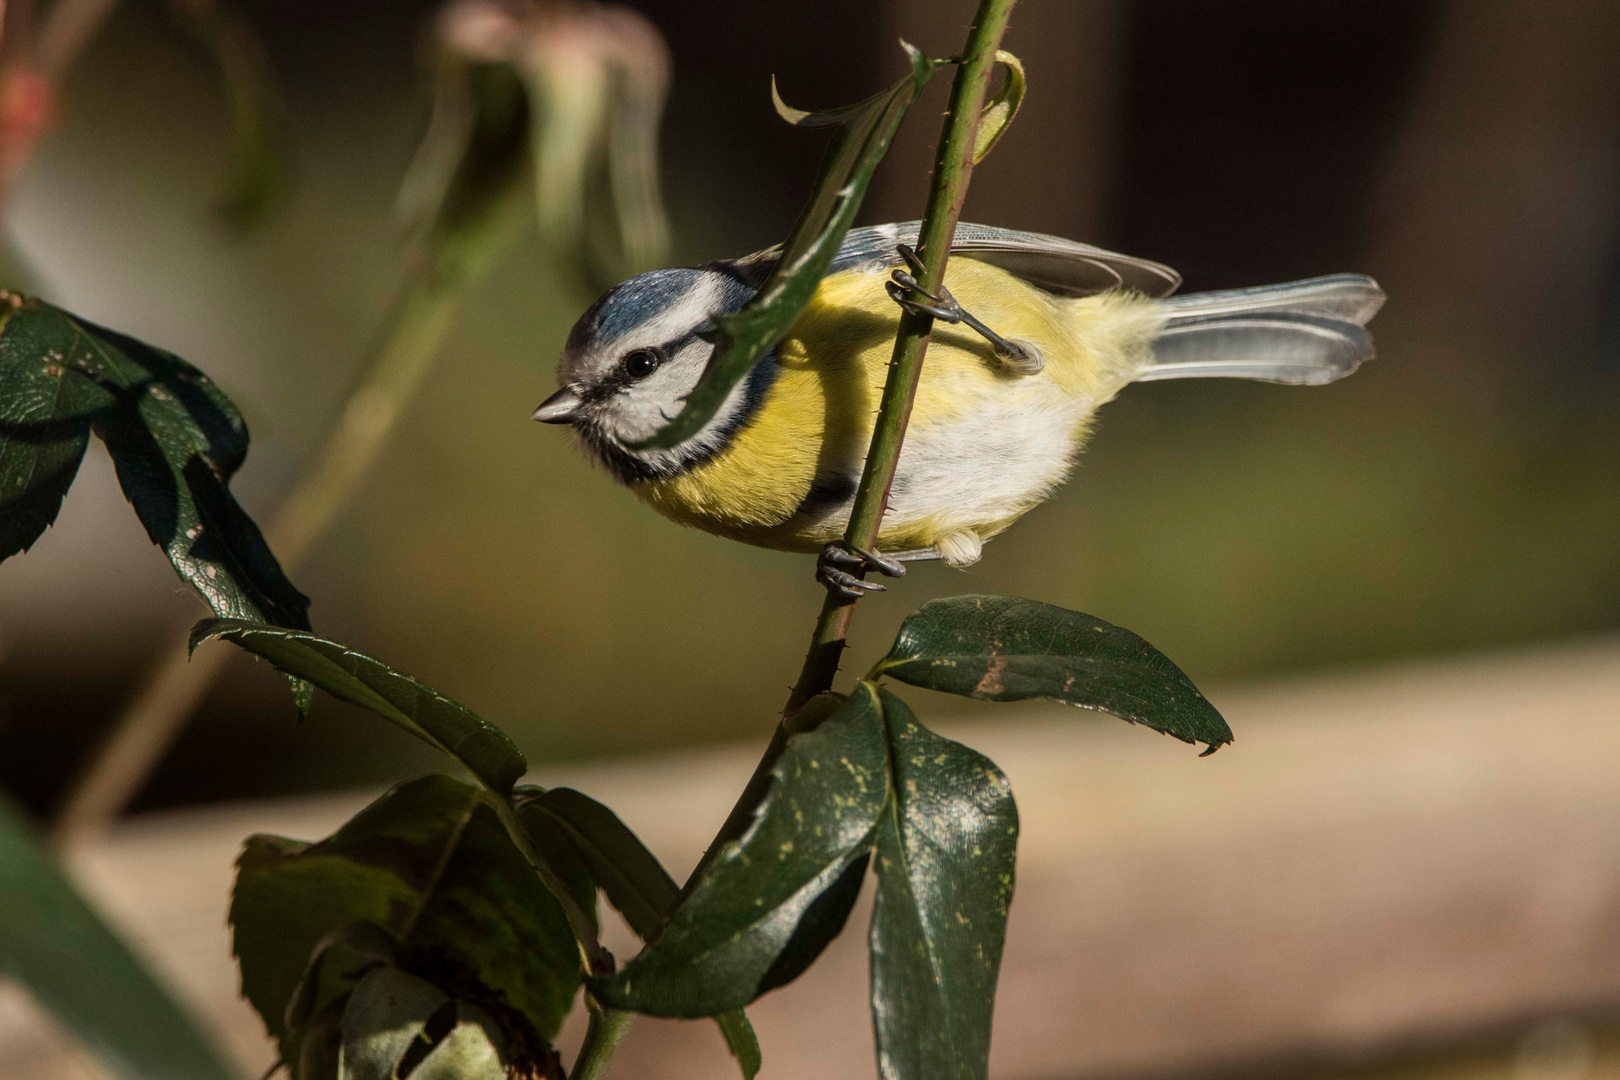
578, 331, 706, 405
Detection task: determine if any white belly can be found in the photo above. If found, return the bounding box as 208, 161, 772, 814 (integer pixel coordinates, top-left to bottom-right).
790, 375, 1105, 548
887, 379, 1098, 535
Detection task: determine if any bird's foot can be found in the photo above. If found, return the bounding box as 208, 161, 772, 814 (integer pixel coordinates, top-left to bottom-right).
886, 244, 1044, 375
816, 541, 908, 600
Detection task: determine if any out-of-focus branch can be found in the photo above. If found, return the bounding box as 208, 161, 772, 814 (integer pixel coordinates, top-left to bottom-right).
32, 0, 113, 79
52, 0, 673, 848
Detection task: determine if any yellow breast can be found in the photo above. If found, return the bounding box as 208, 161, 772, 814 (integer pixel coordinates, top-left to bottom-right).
635, 258, 1160, 552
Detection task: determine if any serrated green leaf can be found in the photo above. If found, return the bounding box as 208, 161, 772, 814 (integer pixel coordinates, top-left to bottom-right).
591, 685, 888, 1017
0, 297, 309, 631
192, 619, 527, 793
633, 42, 939, 449
868, 686, 1017, 1080
0, 298, 102, 559
873, 595, 1232, 752
517, 787, 675, 940
516, 786, 761, 1076
406, 802, 584, 1039
233, 777, 483, 1057
0, 793, 237, 1080
232, 775, 584, 1066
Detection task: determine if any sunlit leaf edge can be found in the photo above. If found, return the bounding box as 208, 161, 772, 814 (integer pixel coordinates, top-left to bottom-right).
631, 43, 939, 450
190, 617, 527, 793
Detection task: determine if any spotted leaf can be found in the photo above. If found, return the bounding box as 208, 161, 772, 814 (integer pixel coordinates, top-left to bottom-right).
873, 595, 1231, 752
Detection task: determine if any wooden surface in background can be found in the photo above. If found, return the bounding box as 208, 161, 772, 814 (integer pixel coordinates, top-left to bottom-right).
4, 636, 1620, 1079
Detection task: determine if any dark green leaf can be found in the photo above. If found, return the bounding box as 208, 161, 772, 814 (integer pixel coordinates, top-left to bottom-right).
233, 776, 483, 1056
517, 786, 761, 1077
0, 296, 103, 559
0, 793, 237, 1080
591, 684, 888, 1016
756, 849, 869, 994
510, 787, 599, 928
192, 619, 527, 793
517, 787, 676, 940
633, 43, 939, 449
406, 803, 584, 1040
231, 775, 583, 1065
868, 687, 1018, 1080
0, 298, 309, 631
282, 921, 398, 1041
874, 595, 1232, 752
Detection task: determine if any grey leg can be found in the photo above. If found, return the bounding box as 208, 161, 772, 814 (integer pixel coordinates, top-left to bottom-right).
886, 244, 1045, 375
817, 541, 930, 600
884, 547, 941, 564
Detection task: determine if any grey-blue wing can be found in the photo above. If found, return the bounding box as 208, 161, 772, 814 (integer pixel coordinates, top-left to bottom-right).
736, 221, 1182, 298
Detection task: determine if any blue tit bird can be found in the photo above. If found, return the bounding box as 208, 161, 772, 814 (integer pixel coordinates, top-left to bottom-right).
534, 221, 1384, 596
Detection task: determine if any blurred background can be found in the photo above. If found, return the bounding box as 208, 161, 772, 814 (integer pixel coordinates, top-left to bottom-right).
1, 0, 1619, 1077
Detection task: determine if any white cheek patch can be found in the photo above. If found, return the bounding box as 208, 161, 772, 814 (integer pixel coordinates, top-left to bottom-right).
601, 341, 761, 477
563, 266, 771, 475
605, 337, 716, 442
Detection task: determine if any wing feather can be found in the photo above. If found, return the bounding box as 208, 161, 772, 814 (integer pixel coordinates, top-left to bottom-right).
735, 221, 1182, 299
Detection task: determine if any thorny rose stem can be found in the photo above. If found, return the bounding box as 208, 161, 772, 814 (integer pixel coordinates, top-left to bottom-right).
682, 0, 1021, 894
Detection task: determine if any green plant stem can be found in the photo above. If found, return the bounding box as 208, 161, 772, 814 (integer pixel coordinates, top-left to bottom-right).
687, 0, 1018, 889
570, 1004, 634, 1080
788, 1, 1014, 711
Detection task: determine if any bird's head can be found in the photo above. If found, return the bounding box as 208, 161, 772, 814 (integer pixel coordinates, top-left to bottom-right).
534, 264, 765, 483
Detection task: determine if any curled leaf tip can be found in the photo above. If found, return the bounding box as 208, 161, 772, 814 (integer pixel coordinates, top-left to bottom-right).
899, 38, 927, 75
770, 75, 813, 127
972, 50, 1025, 164
634, 50, 935, 449
188, 617, 232, 655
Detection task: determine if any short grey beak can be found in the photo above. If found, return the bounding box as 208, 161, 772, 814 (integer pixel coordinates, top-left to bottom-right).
533, 387, 583, 424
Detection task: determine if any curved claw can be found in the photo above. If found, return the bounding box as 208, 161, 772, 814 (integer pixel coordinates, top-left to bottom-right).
821, 541, 906, 578
886, 279, 961, 323
817, 563, 885, 600
896, 242, 928, 276
817, 541, 908, 600
847, 543, 905, 578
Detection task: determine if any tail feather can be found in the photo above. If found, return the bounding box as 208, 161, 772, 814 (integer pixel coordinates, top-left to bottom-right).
1143, 274, 1384, 386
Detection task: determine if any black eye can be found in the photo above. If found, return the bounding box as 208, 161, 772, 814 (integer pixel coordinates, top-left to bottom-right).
623, 347, 665, 380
